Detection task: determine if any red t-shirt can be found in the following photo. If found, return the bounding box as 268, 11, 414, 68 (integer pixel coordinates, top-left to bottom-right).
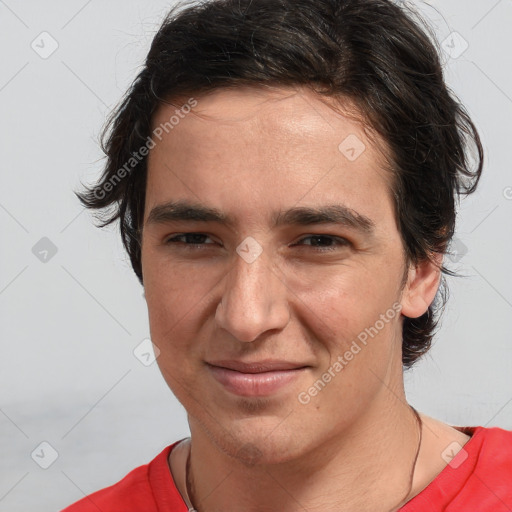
61, 426, 512, 511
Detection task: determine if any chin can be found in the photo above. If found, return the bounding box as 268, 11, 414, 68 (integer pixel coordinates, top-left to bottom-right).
210, 419, 309, 467
231, 439, 301, 467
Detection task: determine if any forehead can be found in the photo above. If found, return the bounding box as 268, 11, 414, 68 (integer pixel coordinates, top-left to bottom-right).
145, 86, 395, 229
152, 86, 384, 149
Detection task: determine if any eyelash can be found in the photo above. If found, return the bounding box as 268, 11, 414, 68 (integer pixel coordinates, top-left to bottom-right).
164, 233, 349, 252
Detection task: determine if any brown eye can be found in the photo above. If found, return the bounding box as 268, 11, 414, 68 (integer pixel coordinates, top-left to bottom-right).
165, 233, 216, 246
293, 235, 349, 251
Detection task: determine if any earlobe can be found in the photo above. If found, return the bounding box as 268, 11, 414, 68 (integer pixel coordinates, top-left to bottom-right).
400, 254, 443, 319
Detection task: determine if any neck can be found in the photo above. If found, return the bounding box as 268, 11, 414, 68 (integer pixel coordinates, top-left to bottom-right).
186, 387, 423, 512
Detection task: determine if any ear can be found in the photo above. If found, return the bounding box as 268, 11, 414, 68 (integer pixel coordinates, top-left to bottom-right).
400, 253, 443, 318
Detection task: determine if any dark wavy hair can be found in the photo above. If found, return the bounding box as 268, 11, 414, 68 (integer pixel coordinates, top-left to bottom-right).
76, 0, 483, 368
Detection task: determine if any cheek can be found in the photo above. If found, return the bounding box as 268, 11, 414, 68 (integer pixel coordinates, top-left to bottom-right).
142, 252, 220, 350
144, 264, 209, 399
277, 262, 404, 386
283, 261, 399, 332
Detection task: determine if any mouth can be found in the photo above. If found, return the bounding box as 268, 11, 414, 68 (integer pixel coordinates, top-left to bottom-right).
205, 360, 310, 397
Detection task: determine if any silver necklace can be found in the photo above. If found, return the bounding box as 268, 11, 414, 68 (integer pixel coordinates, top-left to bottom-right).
184, 446, 197, 512
184, 407, 423, 512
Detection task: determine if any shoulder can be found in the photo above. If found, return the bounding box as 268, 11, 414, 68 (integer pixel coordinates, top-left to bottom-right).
471, 425, 512, 471
401, 426, 512, 512
460, 425, 512, 455
60, 442, 185, 512
454, 426, 512, 508
60, 462, 156, 512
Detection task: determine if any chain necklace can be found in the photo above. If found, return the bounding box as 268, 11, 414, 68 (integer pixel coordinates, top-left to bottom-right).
184, 447, 197, 512
184, 407, 423, 512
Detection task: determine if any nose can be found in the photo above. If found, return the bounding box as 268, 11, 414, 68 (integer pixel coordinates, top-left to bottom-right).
215, 247, 291, 342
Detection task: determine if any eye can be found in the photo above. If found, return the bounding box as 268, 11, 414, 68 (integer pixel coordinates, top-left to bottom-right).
292, 235, 350, 251
164, 233, 217, 247
163, 233, 349, 252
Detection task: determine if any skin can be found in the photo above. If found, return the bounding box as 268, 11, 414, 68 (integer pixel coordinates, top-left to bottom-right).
141, 86, 470, 512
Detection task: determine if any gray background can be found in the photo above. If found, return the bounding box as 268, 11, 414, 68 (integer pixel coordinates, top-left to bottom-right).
0, 0, 511, 510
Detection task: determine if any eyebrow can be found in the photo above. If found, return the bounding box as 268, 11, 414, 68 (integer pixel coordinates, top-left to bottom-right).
145, 200, 375, 234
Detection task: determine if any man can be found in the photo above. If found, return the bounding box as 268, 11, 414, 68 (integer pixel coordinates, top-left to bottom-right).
63, 0, 512, 510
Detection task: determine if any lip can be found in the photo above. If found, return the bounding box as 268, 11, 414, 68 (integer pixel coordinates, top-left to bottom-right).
206, 360, 309, 397
207, 359, 308, 373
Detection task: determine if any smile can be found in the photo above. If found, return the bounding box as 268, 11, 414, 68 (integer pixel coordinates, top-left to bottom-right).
205, 361, 309, 397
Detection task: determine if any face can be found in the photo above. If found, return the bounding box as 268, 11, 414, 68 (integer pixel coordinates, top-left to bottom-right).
141, 86, 435, 464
